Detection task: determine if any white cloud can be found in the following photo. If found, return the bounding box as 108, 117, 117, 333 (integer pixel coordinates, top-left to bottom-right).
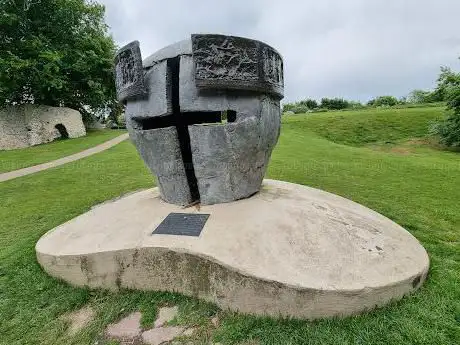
100, 0, 460, 102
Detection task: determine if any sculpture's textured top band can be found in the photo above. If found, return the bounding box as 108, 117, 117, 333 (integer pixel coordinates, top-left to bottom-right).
191, 34, 284, 99
115, 35, 284, 103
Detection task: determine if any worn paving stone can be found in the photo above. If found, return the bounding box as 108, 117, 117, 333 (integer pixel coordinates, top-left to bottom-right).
106, 312, 142, 339
141, 326, 185, 345
62, 305, 95, 335
154, 306, 179, 328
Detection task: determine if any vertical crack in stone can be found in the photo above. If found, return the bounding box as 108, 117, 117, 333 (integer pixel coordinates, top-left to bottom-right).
168, 56, 201, 202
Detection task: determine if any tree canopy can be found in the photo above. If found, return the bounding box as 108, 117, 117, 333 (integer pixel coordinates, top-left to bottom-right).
430, 62, 460, 147
0, 0, 116, 118
367, 95, 398, 107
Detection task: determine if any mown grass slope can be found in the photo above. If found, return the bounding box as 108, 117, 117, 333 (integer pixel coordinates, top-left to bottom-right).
0, 106, 458, 345
289, 106, 445, 146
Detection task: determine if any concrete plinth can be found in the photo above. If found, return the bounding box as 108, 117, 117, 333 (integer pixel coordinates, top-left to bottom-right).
36, 180, 429, 319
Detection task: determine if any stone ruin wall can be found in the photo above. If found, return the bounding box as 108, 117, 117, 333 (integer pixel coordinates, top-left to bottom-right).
0, 105, 86, 150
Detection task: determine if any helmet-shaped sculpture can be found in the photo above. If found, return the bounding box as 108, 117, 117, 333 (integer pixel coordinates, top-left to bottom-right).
115, 34, 284, 205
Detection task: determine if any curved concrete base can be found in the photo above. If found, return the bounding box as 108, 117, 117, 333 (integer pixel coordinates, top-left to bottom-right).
36, 180, 429, 319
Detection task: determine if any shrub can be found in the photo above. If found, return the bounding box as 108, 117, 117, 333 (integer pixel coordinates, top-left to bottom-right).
430, 113, 460, 146
368, 96, 398, 107
105, 119, 118, 129
117, 113, 127, 129
349, 101, 365, 109
282, 103, 294, 113
407, 89, 444, 104
313, 108, 329, 113
320, 98, 350, 110
430, 65, 460, 147
298, 98, 318, 109
294, 105, 311, 114
283, 98, 318, 114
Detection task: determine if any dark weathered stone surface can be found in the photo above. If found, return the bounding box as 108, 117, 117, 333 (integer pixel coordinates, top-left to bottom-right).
115, 41, 146, 102
124, 60, 171, 119
187, 96, 280, 204
129, 127, 192, 205
115, 35, 284, 205
191, 34, 284, 98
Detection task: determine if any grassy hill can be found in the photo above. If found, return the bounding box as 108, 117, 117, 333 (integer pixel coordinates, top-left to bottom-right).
283, 106, 446, 146
0, 105, 458, 345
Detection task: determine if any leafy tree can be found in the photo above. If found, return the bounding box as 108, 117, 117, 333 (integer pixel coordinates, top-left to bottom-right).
282, 103, 308, 114
408, 89, 432, 103
320, 98, 349, 110
430, 64, 460, 147
349, 100, 364, 109
398, 96, 407, 104
282, 103, 293, 113
298, 98, 318, 109
368, 96, 398, 107
106, 101, 124, 124
0, 0, 116, 121
408, 89, 444, 104
282, 98, 318, 114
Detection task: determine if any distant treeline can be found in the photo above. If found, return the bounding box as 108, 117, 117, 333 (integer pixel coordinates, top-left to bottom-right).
283, 89, 445, 114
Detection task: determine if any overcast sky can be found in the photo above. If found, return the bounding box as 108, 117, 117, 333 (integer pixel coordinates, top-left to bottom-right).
99, 0, 460, 103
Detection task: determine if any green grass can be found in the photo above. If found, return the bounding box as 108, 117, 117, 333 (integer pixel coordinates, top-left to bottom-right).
288, 105, 446, 146
0, 106, 459, 344
0, 129, 126, 173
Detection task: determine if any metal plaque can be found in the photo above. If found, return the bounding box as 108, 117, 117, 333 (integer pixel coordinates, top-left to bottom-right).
153, 213, 210, 237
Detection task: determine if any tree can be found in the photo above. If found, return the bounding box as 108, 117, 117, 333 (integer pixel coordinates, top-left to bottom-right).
368, 96, 398, 107
298, 98, 318, 109
430, 63, 460, 147
0, 0, 116, 121
349, 100, 364, 109
320, 98, 349, 110
408, 89, 444, 104
407, 89, 432, 103
282, 98, 318, 114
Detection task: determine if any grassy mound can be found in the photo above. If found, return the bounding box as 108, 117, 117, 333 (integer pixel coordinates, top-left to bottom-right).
284, 106, 445, 146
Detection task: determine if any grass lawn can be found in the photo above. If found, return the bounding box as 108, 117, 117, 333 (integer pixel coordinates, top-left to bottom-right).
0, 106, 458, 344
293, 106, 446, 146
0, 129, 126, 174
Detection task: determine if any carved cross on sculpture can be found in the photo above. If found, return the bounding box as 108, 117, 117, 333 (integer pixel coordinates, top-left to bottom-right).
135, 56, 237, 201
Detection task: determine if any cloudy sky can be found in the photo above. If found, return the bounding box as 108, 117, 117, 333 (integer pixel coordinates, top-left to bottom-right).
100, 0, 460, 103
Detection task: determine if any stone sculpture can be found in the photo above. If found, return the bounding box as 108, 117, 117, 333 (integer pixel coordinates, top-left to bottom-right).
36, 35, 429, 320
114, 34, 284, 205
